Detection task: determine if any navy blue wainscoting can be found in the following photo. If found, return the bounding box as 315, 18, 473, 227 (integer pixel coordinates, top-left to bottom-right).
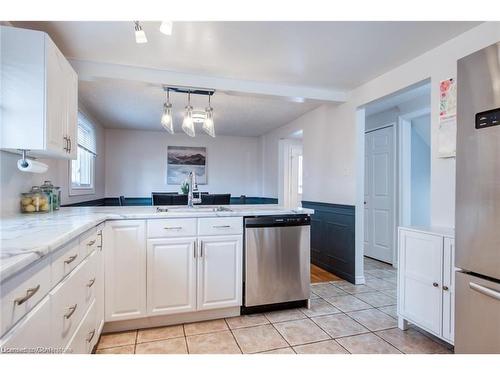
301, 201, 356, 284
63, 196, 278, 207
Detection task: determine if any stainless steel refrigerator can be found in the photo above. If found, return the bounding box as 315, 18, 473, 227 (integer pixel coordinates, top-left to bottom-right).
455, 41, 500, 354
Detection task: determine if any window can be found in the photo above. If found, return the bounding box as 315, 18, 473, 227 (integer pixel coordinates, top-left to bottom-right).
70, 113, 96, 195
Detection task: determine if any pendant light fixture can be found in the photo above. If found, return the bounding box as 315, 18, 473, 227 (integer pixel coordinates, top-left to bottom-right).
182, 92, 195, 137
134, 21, 148, 44
203, 95, 216, 137
161, 89, 174, 134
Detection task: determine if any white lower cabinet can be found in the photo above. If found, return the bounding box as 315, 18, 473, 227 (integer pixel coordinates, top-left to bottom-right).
197, 236, 242, 310
104, 220, 146, 321
398, 227, 455, 344
147, 238, 197, 315
0, 296, 53, 353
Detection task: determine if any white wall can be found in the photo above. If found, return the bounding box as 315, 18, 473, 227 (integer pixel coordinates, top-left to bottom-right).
0, 106, 106, 215
104, 129, 262, 198
410, 114, 431, 227
261, 22, 500, 282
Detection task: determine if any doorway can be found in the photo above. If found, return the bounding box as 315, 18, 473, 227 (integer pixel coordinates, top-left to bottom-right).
361, 81, 431, 268
364, 124, 395, 264
280, 131, 303, 208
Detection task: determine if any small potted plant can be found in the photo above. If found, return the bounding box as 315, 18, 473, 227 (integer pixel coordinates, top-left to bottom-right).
180, 179, 189, 195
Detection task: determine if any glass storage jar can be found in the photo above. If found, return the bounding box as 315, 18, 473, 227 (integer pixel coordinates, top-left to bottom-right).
20, 186, 50, 213
40, 180, 61, 211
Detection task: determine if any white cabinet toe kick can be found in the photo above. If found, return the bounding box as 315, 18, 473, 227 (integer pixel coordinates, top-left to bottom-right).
1, 217, 244, 353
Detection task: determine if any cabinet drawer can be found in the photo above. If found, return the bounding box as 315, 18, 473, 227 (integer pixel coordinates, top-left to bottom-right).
1, 257, 51, 337
50, 258, 92, 347
0, 295, 53, 353
65, 301, 97, 354
51, 238, 82, 285
80, 227, 99, 257
198, 217, 243, 236
83, 249, 99, 308
147, 218, 197, 238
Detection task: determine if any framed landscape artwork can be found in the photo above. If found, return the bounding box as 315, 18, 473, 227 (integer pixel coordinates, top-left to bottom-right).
167, 146, 207, 184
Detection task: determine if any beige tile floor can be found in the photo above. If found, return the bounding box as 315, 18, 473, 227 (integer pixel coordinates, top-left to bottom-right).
95, 257, 453, 354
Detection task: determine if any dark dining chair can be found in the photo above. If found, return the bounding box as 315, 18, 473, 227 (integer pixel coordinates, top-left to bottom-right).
151, 192, 177, 205
212, 194, 231, 205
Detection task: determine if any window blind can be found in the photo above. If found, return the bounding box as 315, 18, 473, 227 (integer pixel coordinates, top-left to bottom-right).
77, 113, 97, 155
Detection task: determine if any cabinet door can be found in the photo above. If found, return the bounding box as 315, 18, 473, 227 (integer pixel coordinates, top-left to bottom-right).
45, 37, 67, 156
398, 230, 443, 336
104, 220, 146, 321
0, 296, 53, 352
147, 238, 197, 315
65, 65, 78, 160
197, 235, 242, 310
442, 237, 455, 343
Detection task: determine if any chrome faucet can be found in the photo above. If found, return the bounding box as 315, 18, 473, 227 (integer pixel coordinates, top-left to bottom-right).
187, 171, 202, 207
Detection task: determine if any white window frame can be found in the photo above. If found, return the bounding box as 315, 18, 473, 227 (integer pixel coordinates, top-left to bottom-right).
69, 112, 96, 196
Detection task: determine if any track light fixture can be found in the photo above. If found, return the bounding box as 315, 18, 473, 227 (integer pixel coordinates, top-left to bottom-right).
134, 21, 147, 44
203, 95, 216, 138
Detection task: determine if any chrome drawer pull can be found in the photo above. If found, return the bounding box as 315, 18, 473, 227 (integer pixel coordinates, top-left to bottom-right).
86, 278, 96, 288
64, 254, 78, 264
213, 225, 231, 228
14, 284, 40, 306
87, 239, 96, 246
164, 226, 183, 230
64, 304, 77, 319
87, 329, 96, 343
469, 282, 500, 301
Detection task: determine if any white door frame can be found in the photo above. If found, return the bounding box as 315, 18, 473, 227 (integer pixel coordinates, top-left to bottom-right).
279, 138, 302, 208
397, 107, 431, 228
364, 122, 397, 266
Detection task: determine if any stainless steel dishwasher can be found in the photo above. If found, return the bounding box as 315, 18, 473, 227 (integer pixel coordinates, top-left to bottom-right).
243, 215, 311, 310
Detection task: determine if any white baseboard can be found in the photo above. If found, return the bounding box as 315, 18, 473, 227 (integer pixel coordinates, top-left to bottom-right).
355, 275, 366, 285
102, 307, 240, 333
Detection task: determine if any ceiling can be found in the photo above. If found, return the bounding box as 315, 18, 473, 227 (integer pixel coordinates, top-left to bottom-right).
12, 21, 480, 136
78, 79, 319, 136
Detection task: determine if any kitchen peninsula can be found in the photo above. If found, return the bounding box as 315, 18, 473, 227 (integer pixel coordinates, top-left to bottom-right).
0, 205, 312, 353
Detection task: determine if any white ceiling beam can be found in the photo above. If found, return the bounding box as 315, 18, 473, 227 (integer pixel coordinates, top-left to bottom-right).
70, 59, 348, 103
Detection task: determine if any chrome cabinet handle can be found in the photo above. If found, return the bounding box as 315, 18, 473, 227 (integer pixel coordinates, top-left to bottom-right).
442, 285, 449, 291
64, 304, 77, 319
432, 282, 439, 287
200, 242, 204, 257
469, 282, 500, 301
86, 329, 96, 343
164, 226, 183, 230
14, 284, 40, 305
86, 278, 96, 288
64, 254, 78, 264
87, 239, 96, 246
68, 137, 72, 153
63, 136, 68, 152
194, 242, 197, 258
213, 225, 231, 228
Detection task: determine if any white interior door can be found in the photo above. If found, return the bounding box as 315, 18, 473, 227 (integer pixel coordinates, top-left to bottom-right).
364, 126, 394, 263
289, 145, 303, 208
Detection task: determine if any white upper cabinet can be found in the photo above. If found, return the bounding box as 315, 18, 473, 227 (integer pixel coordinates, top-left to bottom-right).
0, 26, 78, 159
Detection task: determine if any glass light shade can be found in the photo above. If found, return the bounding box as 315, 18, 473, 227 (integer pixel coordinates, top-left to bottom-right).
161, 102, 174, 134
182, 106, 195, 137
203, 107, 215, 137
135, 29, 147, 43
160, 21, 173, 35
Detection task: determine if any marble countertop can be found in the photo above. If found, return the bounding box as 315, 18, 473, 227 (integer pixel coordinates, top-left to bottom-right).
0, 205, 313, 282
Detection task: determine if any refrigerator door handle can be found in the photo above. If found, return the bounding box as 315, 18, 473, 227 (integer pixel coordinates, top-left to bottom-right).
469, 282, 500, 301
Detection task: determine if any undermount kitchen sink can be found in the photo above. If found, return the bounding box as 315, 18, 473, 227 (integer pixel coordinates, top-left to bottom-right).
156, 206, 232, 213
